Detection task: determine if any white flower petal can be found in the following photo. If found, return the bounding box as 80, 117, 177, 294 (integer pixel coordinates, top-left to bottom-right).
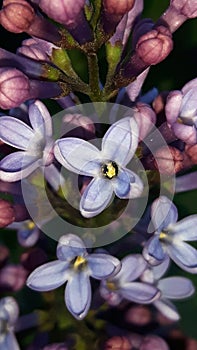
167, 241, 197, 271
151, 257, 170, 280
112, 168, 130, 198
101, 117, 139, 166
154, 299, 180, 321
143, 236, 166, 263
54, 138, 101, 176
120, 282, 160, 304
158, 277, 195, 299
57, 234, 87, 261
80, 177, 113, 218
87, 254, 120, 279
65, 271, 91, 320
170, 215, 197, 241
1, 332, 20, 350
29, 100, 52, 137
113, 254, 147, 283
0, 116, 34, 150
151, 196, 178, 232
26, 260, 69, 291
116, 168, 143, 199
0, 297, 19, 325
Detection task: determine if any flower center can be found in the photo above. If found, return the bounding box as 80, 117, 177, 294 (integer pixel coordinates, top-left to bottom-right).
106, 281, 117, 291
73, 256, 87, 270
101, 161, 118, 179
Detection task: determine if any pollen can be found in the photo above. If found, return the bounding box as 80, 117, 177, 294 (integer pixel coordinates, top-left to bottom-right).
73, 256, 86, 269
106, 281, 117, 291
159, 232, 167, 240
101, 161, 118, 179
26, 221, 36, 230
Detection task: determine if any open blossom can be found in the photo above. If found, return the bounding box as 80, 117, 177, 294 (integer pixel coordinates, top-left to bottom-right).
0, 296, 20, 349
54, 117, 144, 218
8, 220, 40, 247
141, 259, 195, 321
100, 254, 160, 306
143, 196, 197, 273
27, 234, 120, 320
165, 78, 197, 144
0, 100, 63, 190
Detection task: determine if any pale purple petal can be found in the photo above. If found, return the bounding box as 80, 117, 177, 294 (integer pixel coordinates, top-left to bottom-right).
170, 215, 197, 241
101, 117, 139, 167
57, 234, 87, 261
54, 138, 101, 176
87, 253, 120, 279
29, 100, 53, 137
120, 282, 160, 304
0, 116, 34, 150
152, 257, 170, 280
80, 177, 113, 218
17, 224, 40, 248
26, 260, 70, 291
126, 68, 150, 102
2, 332, 20, 350
116, 168, 143, 199
154, 299, 180, 321
165, 91, 183, 125
113, 255, 147, 283
0, 151, 38, 172
0, 297, 19, 325
182, 78, 197, 95
158, 277, 195, 299
167, 241, 197, 270
151, 196, 178, 232
180, 89, 197, 119
172, 123, 197, 144
143, 236, 166, 263
112, 168, 131, 198
65, 271, 91, 320
0, 153, 39, 181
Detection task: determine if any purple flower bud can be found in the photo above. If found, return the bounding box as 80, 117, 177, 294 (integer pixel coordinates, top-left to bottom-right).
136, 25, 173, 65
185, 144, 197, 165
140, 335, 169, 350
0, 0, 35, 33
104, 336, 131, 350
152, 146, 184, 174
38, 0, 93, 44
0, 68, 30, 109
133, 102, 156, 140
101, 0, 135, 34
17, 38, 57, 62
171, 0, 197, 18
0, 199, 15, 228
0, 264, 27, 292
61, 113, 96, 140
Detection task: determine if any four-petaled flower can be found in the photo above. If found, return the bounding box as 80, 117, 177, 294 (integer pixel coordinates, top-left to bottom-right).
100, 254, 160, 305
0, 100, 63, 190
0, 296, 20, 350
143, 196, 197, 273
54, 117, 143, 218
141, 259, 195, 320
27, 234, 121, 320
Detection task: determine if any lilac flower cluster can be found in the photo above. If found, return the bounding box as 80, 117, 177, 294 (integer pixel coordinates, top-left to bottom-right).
0, 0, 197, 349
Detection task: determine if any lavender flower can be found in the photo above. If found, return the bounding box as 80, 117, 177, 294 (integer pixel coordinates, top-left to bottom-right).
143, 196, 197, 273
0, 100, 63, 190
100, 254, 160, 305
0, 296, 20, 349
165, 78, 197, 144
54, 117, 143, 218
27, 234, 120, 320
9, 220, 40, 248
141, 259, 195, 320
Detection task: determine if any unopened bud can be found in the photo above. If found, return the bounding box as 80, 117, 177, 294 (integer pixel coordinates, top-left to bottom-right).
136, 25, 173, 65
185, 144, 197, 164
105, 336, 132, 349
140, 335, 169, 350
153, 146, 184, 174
103, 0, 135, 16
0, 199, 15, 228
0, 0, 35, 33
0, 68, 30, 109
171, 0, 197, 18
0, 265, 27, 291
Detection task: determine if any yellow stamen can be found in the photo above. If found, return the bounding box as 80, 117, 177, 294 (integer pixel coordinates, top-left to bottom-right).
101, 161, 118, 179
159, 232, 167, 240
26, 221, 36, 230
74, 256, 86, 269
106, 281, 117, 291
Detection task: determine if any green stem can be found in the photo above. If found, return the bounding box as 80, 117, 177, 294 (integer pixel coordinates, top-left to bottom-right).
87, 53, 102, 101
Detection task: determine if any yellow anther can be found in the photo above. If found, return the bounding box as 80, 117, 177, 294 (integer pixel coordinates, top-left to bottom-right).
74, 256, 86, 269
106, 281, 117, 291
159, 232, 167, 240
26, 221, 36, 230
101, 161, 118, 179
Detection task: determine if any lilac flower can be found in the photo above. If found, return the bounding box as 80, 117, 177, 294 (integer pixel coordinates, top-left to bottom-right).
141, 259, 195, 320
143, 196, 197, 273
0, 296, 20, 349
100, 254, 160, 305
8, 220, 40, 248
27, 234, 120, 320
0, 100, 63, 190
165, 78, 197, 144
54, 117, 143, 218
